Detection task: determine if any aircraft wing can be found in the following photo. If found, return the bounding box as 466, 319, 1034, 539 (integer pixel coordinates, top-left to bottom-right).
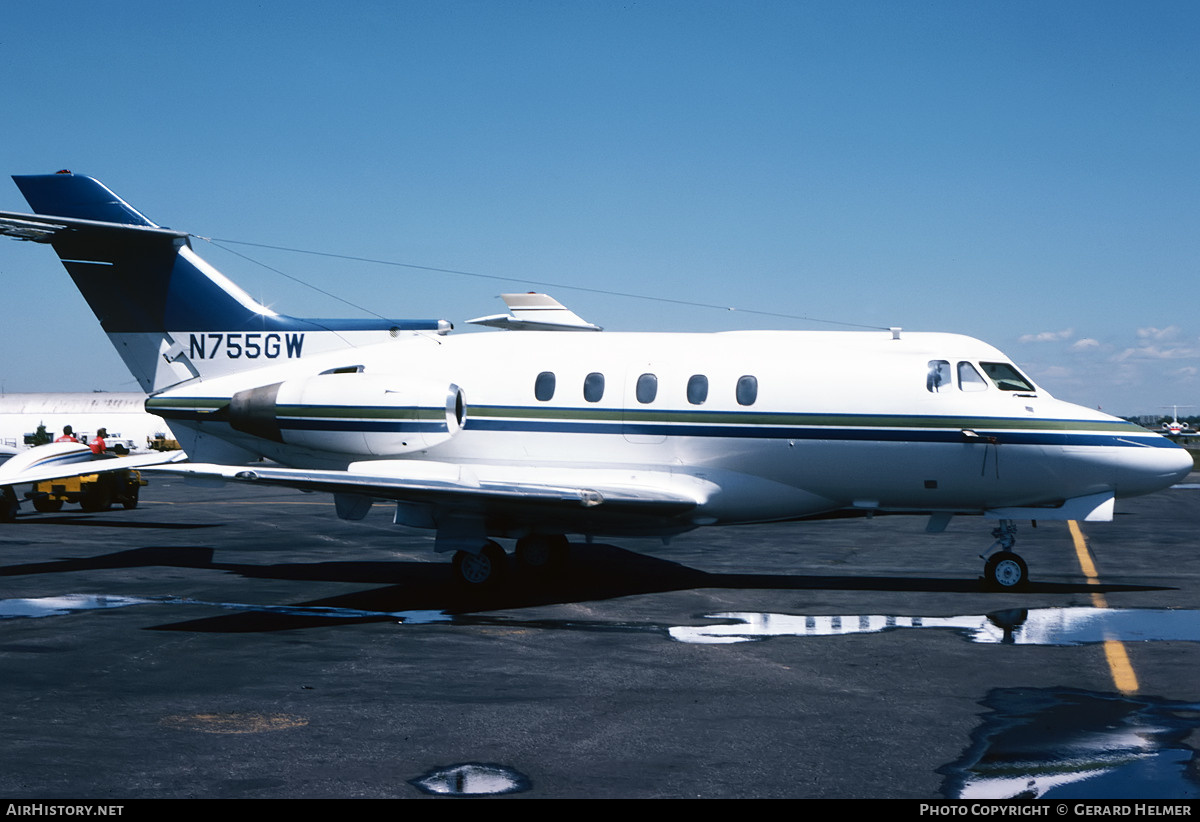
0, 443, 186, 488
147, 460, 706, 526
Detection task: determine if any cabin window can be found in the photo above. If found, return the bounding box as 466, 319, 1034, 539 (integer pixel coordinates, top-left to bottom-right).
584, 372, 605, 403
636, 373, 657, 404
980, 362, 1036, 392
687, 374, 709, 405
535, 371, 556, 401
926, 360, 951, 393
957, 362, 988, 392
736, 375, 758, 406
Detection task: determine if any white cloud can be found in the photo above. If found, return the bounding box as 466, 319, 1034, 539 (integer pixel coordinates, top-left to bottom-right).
1136, 325, 1181, 341
1070, 338, 1101, 351
1114, 344, 1200, 361
1018, 328, 1074, 343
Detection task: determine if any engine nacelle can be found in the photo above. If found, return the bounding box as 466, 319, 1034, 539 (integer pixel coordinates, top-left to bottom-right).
228, 373, 466, 456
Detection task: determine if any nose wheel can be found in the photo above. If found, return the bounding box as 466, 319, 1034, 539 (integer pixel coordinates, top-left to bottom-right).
984, 551, 1028, 590
982, 519, 1029, 590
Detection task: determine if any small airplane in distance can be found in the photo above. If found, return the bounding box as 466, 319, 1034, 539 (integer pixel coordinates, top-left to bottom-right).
0, 171, 1192, 589
1159, 405, 1194, 438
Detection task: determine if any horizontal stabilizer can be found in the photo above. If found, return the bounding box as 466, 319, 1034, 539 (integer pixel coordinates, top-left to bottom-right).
4, 173, 451, 393
0, 210, 189, 244
468, 293, 602, 332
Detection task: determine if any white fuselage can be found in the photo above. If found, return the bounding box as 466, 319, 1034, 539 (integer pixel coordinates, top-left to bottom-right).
146, 328, 1191, 532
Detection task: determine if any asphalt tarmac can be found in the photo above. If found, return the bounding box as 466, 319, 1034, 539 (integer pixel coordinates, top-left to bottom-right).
1, 473, 1198, 799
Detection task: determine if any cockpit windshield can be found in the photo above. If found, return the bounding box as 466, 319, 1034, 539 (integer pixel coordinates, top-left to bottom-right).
979, 362, 1036, 392
926, 360, 1037, 394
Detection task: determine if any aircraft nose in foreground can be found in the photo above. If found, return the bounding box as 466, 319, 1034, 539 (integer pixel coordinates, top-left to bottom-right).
1111, 442, 1194, 498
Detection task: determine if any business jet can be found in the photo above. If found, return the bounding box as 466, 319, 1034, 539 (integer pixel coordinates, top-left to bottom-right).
0, 171, 1191, 590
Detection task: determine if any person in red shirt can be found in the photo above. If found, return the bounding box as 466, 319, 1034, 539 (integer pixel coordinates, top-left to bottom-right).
55, 425, 79, 443
90, 427, 108, 455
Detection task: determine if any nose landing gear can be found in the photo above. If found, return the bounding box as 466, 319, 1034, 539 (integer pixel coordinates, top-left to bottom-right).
982, 519, 1029, 590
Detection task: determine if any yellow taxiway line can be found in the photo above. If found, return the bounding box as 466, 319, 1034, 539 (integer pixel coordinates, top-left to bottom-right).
1068, 519, 1139, 695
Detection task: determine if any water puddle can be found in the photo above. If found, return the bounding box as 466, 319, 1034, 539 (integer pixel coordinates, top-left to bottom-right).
940, 688, 1200, 799
668, 607, 1200, 646
0, 594, 155, 619
7, 596, 1200, 652
0, 593, 452, 624
410, 763, 531, 796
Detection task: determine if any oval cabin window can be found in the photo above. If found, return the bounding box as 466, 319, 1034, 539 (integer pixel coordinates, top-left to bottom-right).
736, 375, 758, 406
636, 373, 657, 404
584, 372, 605, 403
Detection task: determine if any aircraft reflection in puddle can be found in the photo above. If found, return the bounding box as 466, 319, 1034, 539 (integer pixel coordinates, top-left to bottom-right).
6, 596, 1200, 651
0, 593, 451, 624
941, 687, 1200, 799
410, 763, 531, 796
668, 607, 1200, 646
0, 594, 163, 619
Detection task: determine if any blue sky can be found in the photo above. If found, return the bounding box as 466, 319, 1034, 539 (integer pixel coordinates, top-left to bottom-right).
1, 1, 1197, 415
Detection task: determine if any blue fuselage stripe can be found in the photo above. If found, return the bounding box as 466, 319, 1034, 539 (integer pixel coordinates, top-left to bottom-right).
462, 418, 1170, 447
277, 418, 447, 434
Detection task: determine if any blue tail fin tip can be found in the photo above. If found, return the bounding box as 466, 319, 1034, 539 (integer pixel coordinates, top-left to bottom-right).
13, 172, 156, 227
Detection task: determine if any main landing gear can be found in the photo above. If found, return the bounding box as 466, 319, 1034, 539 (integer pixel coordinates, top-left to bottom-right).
452, 534, 571, 588
981, 519, 1029, 591
452, 541, 508, 586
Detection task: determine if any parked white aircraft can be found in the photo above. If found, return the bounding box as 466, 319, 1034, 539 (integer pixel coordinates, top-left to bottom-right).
0, 392, 180, 519
0, 172, 1191, 588
0, 392, 173, 456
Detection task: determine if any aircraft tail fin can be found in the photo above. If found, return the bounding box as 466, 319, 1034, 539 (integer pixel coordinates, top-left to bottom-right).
3, 172, 447, 394
14, 172, 158, 226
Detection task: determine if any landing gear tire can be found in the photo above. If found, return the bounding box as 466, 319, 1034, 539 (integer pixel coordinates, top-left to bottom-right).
80, 484, 112, 513
0, 487, 17, 523
32, 496, 63, 513
984, 552, 1029, 591
453, 541, 507, 587
515, 534, 569, 572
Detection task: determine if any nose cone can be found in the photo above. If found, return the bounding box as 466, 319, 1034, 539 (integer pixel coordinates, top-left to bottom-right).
1112, 441, 1194, 498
